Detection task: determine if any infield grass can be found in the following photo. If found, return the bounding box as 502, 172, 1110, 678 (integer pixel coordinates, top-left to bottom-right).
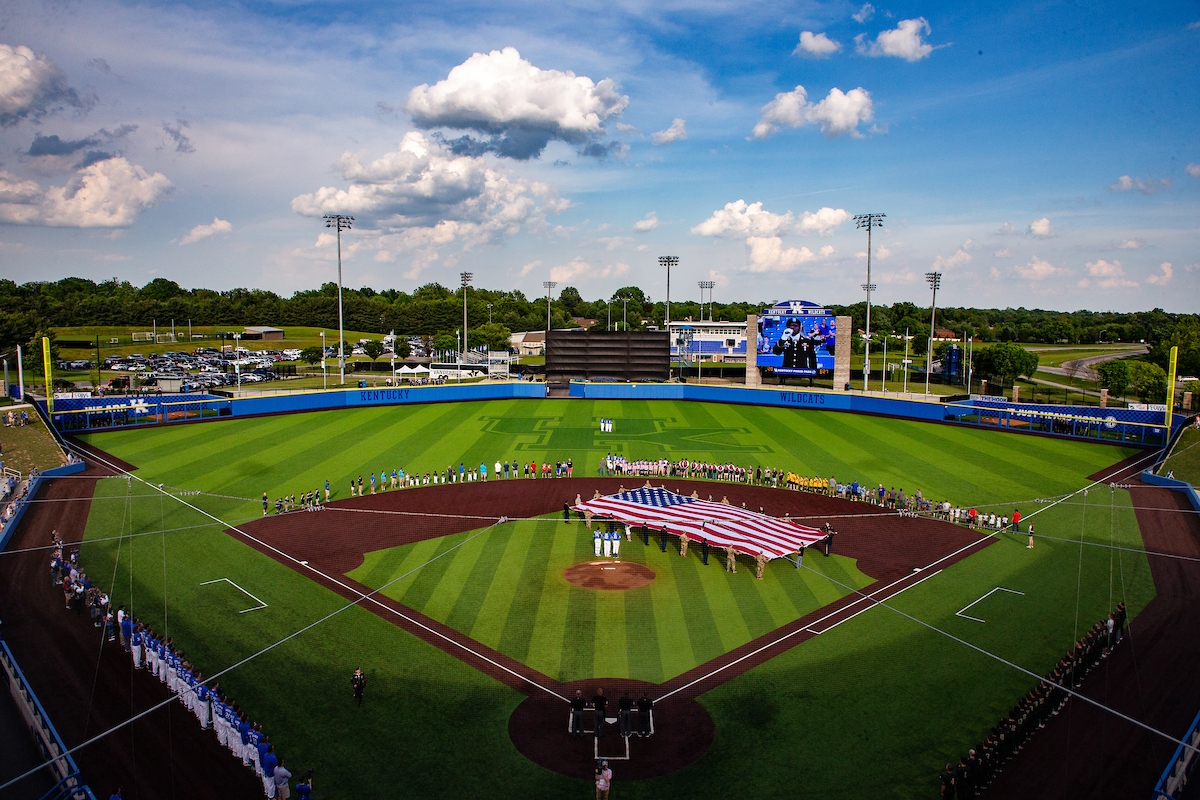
349, 518, 873, 683
74, 399, 1156, 799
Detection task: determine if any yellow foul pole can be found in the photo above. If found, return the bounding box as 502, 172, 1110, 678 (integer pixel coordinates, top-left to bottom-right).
1165, 345, 1178, 433
42, 336, 53, 414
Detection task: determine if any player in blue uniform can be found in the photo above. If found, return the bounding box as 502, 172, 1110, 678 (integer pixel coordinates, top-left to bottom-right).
594, 526, 602, 557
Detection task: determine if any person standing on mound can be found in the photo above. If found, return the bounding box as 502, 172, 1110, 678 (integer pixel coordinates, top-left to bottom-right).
594, 525, 603, 557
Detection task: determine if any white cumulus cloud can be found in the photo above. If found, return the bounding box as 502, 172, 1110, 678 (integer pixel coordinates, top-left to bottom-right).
549, 257, 629, 283
852, 3, 875, 23
933, 248, 972, 269
855, 18, 938, 62
291, 132, 566, 253
0, 44, 84, 126
651, 118, 687, 145
1078, 259, 1137, 289
0, 157, 171, 227
751, 85, 873, 140
795, 207, 852, 235
1116, 238, 1144, 250
1028, 217, 1055, 238
691, 200, 849, 238
633, 211, 659, 232
404, 47, 628, 159
1146, 262, 1173, 285
1013, 256, 1062, 281
745, 236, 817, 272
993, 248, 1013, 258
794, 31, 842, 58
1186, 164, 1200, 178
1106, 174, 1173, 194
180, 217, 232, 245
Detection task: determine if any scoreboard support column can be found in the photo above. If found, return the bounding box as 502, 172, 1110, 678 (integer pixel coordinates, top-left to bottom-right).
834, 315, 852, 391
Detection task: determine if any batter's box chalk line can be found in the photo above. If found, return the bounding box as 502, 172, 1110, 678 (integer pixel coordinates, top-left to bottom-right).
200, 578, 269, 614
955, 587, 1024, 624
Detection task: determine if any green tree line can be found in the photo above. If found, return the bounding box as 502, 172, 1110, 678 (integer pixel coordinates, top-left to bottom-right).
1, 277, 1196, 383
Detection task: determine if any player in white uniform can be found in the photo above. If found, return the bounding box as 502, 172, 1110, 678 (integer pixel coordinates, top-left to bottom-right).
611, 528, 621, 558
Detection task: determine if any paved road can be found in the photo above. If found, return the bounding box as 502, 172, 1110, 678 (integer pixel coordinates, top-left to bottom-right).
1038, 347, 1147, 382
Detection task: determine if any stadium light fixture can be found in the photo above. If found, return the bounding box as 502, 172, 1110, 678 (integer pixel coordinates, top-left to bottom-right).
659, 256, 679, 328
854, 213, 885, 392
618, 295, 630, 330
460, 272, 473, 361
487, 303, 493, 325
699, 280, 715, 321
925, 271, 942, 395
323, 214, 354, 384
543, 281, 557, 331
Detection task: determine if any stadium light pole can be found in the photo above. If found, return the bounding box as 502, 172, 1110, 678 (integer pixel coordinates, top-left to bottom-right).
543, 281, 557, 331
925, 271, 942, 395
659, 256, 678, 328
854, 214, 884, 392
323, 214, 354, 385
487, 303, 493, 324
460, 272, 473, 363
319, 331, 327, 390
619, 295, 630, 330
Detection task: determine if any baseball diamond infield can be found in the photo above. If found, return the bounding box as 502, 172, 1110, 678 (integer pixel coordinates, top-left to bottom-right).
3, 402, 1195, 799
224, 476, 992, 779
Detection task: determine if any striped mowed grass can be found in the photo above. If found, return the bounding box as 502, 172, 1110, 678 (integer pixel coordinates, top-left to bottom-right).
349, 518, 874, 683
78, 398, 1140, 520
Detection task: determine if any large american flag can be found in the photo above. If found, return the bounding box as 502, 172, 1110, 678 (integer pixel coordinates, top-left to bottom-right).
573, 487, 825, 559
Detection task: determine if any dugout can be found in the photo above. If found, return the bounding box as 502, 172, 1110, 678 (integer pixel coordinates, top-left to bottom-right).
546, 330, 669, 383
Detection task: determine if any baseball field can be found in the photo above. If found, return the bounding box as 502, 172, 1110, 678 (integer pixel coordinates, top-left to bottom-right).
23, 398, 1168, 797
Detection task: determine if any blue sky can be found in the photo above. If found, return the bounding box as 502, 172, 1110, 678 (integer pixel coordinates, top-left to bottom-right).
0, 0, 1197, 312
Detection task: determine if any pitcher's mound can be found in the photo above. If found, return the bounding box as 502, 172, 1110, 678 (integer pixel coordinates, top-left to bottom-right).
564, 560, 655, 590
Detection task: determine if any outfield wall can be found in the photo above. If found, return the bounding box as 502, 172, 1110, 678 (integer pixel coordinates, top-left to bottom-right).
228, 381, 546, 417
43, 382, 548, 432
570, 381, 948, 421
569, 382, 1171, 445
41, 380, 1172, 447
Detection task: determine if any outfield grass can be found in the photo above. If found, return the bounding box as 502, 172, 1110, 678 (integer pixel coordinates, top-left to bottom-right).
1161, 427, 1200, 485
74, 400, 1154, 798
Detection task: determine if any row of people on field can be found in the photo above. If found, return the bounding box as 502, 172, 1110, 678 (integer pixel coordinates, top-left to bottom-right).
939, 603, 1127, 798
50, 531, 311, 799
